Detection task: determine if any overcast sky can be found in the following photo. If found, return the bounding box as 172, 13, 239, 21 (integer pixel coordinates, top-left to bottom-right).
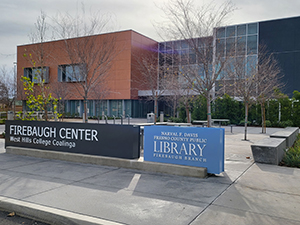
1, 0, 300, 71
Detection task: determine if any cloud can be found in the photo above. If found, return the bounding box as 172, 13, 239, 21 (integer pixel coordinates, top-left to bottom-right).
1, 0, 300, 68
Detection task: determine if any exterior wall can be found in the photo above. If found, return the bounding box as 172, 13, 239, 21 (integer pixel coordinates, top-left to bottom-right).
259, 16, 300, 97
106, 31, 132, 100
131, 31, 158, 99
214, 16, 300, 97
17, 30, 158, 102
214, 22, 259, 94
17, 39, 66, 100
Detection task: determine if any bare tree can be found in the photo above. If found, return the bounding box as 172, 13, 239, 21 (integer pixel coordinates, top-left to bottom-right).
224, 55, 257, 140
53, 8, 117, 123
224, 45, 283, 139
163, 90, 181, 118
179, 89, 196, 123
166, 66, 196, 122
256, 46, 283, 133
163, 69, 182, 118
91, 80, 110, 119
133, 45, 170, 123
51, 81, 70, 121
0, 66, 15, 113
157, 0, 235, 126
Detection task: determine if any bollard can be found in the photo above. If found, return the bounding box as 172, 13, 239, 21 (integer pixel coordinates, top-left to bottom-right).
127, 115, 130, 125
113, 115, 116, 124
7, 111, 13, 120
121, 116, 123, 125
160, 111, 164, 122
105, 115, 108, 124
231, 125, 233, 133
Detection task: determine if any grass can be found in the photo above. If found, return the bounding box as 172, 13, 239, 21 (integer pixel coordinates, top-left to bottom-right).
281, 134, 300, 168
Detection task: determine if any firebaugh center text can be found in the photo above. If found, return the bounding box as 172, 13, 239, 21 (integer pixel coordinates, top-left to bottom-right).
9, 125, 99, 149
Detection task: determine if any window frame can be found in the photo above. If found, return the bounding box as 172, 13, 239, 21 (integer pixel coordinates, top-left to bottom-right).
58, 64, 85, 83
23, 67, 49, 84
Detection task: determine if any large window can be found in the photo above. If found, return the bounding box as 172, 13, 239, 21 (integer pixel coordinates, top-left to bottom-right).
216, 27, 225, 38
247, 23, 258, 35
237, 24, 246, 36
215, 22, 258, 57
226, 37, 235, 54
237, 36, 246, 55
23, 67, 49, 83
247, 35, 258, 54
226, 26, 236, 37
216, 39, 225, 57
58, 64, 84, 82
246, 55, 257, 75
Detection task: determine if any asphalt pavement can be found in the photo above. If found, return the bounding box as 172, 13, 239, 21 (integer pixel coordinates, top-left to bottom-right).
0, 122, 299, 224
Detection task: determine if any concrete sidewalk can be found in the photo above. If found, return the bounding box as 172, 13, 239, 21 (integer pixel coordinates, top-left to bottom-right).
0, 126, 300, 224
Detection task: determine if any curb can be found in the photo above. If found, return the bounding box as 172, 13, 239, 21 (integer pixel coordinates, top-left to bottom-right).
0, 196, 124, 225
6, 146, 207, 178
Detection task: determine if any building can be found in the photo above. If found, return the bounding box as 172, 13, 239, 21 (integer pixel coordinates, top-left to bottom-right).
17, 30, 158, 118
215, 16, 300, 97
17, 16, 300, 118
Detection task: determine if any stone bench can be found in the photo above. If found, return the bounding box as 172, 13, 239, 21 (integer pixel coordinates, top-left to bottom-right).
192, 120, 207, 127
212, 119, 230, 127
270, 127, 299, 148
251, 138, 286, 165
192, 119, 230, 127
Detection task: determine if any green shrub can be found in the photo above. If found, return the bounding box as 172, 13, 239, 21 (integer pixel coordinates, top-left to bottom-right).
211, 94, 243, 124
192, 96, 207, 121
239, 120, 251, 126
283, 150, 300, 168
279, 120, 293, 128
64, 112, 71, 117
168, 117, 184, 123
220, 121, 230, 126
265, 120, 271, 127
271, 121, 280, 127
282, 134, 300, 168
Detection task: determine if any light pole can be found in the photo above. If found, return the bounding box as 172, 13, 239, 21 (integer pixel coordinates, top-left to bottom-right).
13, 62, 17, 120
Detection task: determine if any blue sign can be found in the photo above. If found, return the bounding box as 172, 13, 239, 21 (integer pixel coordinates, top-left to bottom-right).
144, 126, 224, 174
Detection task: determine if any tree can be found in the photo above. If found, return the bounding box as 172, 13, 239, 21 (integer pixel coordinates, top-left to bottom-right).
291, 91, 300, 127
133, 45, 169, 123
256, 46, 283, 133
159, 49, 196, 121
163, 83, 181, 118
91, 80, 110, 119
224, 45, 283, 139
224, 53, 257, 140
53, 8, 117, 123
20, 75, 59, 121
163, 69, 193, 120
157, 0, 235, 126
20, 11, 59, 121
0, 66, 16, 114
51, 80, 70, 121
